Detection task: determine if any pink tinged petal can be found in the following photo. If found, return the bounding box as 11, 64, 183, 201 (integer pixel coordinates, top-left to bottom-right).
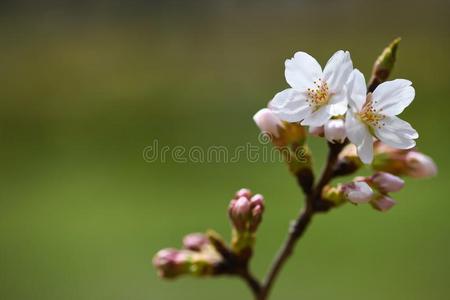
346, 69, 367, 111
301, 105, 331, 127
371, 79, 415, 116
250, 194, 264, 209
345, 181, 374, 204
324, 119, 346, 143
323, 50, 353, 93
405, 151, 438, 178
370, 171, 405, 193
253, 108, 283, 138
371, 195, 396, 212
269, 88, 311, 122
182, 233, 209, 251
285, 52, 323, 90
235, 188, 252, 198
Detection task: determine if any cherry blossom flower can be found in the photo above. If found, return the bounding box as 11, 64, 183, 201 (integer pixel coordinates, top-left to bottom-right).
269, 50, 353, 126
345, 69, 418, 164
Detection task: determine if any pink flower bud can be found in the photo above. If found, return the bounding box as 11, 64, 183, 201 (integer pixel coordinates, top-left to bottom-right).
182, 233, 209, 251
250, 194, 264, 209
324, 119, 346, 143
249, 194, 264, 231
253, 108, 284, 138
370, 172, 404, 193
153, 248, 189, 279
371, 195, 396, 212
343, 181, 375, 204
229, 197, 251, 231
229, 190, 265, 232
235, 188, 252, 199
405, 151, 437, 178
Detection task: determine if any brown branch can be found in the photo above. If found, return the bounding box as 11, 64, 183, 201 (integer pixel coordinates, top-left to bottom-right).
238, 269, 262, 298
257, 142, 345, 300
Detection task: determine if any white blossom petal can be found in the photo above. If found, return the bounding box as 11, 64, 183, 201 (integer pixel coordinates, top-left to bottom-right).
268, 88, 311, 122
301, 106, 331, 127
358, 132, 374, 164
327, 90, 348, 116
345, 111, 374, 163
372, 79, 415, 116
323, 50, 353, 93
374, 125, 416, 149
285, 52, 322, 90
382, 116, 419, 139
346, 69, 367, 111
345, 110, 367, 145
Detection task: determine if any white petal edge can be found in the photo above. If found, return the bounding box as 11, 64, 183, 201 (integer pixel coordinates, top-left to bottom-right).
358, 132, 374, 164
269, 88, 311, 122
374, 126, 416, 149
301, 105, 331, 127
372, 79, 415, 116
323, 50, 353, 93
346, 69, 367, 112
383, 115, 419, 139
285, 52, 322, 90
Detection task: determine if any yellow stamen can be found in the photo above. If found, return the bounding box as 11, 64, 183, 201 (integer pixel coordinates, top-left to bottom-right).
359, 93, 385, 129
306, 78, 331, 111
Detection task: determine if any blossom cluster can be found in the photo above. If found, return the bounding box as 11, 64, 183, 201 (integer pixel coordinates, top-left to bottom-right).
260, 49, 418, 164
153, 189, 265, 279
254, 42, 436, 212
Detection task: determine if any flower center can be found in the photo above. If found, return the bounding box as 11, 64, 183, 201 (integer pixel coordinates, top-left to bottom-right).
306, 79, 330, 111
359, 93, 385, 129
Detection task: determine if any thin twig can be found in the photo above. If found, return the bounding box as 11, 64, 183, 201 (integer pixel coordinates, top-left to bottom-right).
239, 269, 262, 298
258, 142, 345, 300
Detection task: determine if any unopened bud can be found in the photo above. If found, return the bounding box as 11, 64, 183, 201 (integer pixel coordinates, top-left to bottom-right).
369, 172, 404, 193
229, 197, 251, 231
342, 181, 375, 204
324, 119, 346, 143
228, 191, 264, 233
334, 144, 363, 176
183, 233, 209, 251
249, 194, 264, 231
368, 37, 401, 92
405, 151, 437, 178
250, 193, 264, 208
235, 188, 252, 199
370, 195, 396, 212
253, 108, 284, 138
254, 108, 307, 147
373, 143, 437, 179
153, 248, 190, 279
228, 189, 265, 255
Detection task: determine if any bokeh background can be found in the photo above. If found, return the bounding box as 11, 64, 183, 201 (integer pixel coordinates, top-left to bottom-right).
1, 0, 449, 299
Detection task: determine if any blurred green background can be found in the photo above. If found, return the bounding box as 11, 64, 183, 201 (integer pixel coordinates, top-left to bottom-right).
0, 0, 449, 299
